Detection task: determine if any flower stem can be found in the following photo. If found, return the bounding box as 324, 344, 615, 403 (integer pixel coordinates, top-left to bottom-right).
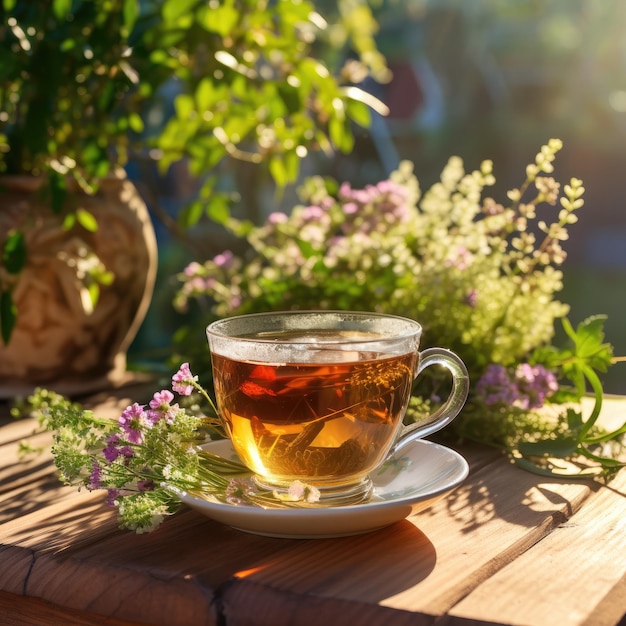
579, 364, 603, 439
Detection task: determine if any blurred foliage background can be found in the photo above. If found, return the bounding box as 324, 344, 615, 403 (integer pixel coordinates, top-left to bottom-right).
128, 0, 626, 393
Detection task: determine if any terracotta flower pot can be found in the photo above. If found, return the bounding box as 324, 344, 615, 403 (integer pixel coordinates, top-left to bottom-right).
0, 171, 158, 396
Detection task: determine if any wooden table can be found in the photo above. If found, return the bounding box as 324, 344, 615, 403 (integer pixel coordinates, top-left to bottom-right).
1, 381, 625, 626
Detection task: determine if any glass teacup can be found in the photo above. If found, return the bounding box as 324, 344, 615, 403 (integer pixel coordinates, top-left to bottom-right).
206, 310, 469, 505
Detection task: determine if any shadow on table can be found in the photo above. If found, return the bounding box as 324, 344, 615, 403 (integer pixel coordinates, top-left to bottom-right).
79, 509, 436, 603
424, 458, 601, 534
233, 519, 437, 600
0, 465, 72, 525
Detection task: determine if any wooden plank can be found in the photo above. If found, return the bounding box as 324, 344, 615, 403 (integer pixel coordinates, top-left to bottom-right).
0, 492, 188, 626
0, 591, 151, 626
0, 416, 78, 526
0, 425, 55, 496
0, 490, 120, 598
217, 460, 598, 624
381, 468, 595, 615
0, 416, 44, 446
18, 507, 309, 626
446, 468, 626, 626
22, 549, 218, 626
0, 489, 119, 555
0, 473, 79, 526
587, 572, 626, 626
220, 578, 437, 626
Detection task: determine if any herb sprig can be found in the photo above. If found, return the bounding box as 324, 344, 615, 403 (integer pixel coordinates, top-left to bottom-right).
26, 363, 320, 533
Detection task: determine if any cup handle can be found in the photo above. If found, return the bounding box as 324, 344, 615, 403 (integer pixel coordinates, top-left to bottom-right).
391, 347, 469, 455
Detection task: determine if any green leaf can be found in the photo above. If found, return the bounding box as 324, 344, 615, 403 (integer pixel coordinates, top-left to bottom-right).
269, 156, 289, 188
81, 141, 108, 174
225, 217, 254, 238
555, 316, 614, 400
178, 201, 204, 228
60, 38, 76, 51
123, 0, 139, 32
128, 113, 144, 133
195, 78, 215, 113
516, 436, 579, 458
277, 84, 302, 115
206, 196, 231, 226
62, 213, 76, 230
548, 387, 579, 405
96, 270, 115, 287
328, 116, 354, 153
578, 447, 625, 468
3, 0, 16, 11
52, 0, 72, 20
98, 82, 116, 113
512, 455, 605, 479
162, 0, 198, 23
0, 289, 16, 345
566, 407, 584, 431
283, 150, 300, 184
76, 209, 98, 233
564, 315, 613, 372
2, 230, 27, 274
87, 283, 100, 309
199, 3, 239, 36
296, 238, 317, 259
346, 100, 371, 128
174, 94, 195, 120
584, 421, 626, 444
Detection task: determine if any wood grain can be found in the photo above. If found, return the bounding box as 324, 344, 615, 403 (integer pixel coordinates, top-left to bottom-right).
0, 591, 151, 626
215, 461, 595, 623
447, 468, 626, 626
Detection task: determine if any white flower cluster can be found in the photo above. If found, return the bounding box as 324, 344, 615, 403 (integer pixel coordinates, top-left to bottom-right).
177, 139, 583, 381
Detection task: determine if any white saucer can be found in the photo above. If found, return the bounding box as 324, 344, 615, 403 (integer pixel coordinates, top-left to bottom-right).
177, 438, 469, 539
178, 439, 468, 538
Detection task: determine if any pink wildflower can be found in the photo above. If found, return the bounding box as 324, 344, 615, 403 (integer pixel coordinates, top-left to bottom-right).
301, 205, 325, 221
119, 403, 149, 444
268, 211, 288, 224
147, 390, 175, 423
150, 389, 174, 408
103, 434, 134, 462
183, 261, 203, 276
213, 250, 234, 267
172, 363, 198, 396
465, 289, 478, 308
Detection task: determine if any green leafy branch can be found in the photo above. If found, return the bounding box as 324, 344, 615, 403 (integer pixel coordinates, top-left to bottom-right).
515, 316, 626, 477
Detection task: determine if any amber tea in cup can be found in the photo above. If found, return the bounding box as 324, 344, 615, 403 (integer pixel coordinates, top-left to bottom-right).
207, 311, 469, 505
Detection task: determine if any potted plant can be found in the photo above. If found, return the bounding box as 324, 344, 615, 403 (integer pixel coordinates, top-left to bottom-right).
0, 0, 164, 394
0, 0, 387, 395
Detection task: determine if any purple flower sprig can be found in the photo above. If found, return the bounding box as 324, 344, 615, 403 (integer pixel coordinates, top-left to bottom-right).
32, 363, 320, 533
476, 363, 558, 411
